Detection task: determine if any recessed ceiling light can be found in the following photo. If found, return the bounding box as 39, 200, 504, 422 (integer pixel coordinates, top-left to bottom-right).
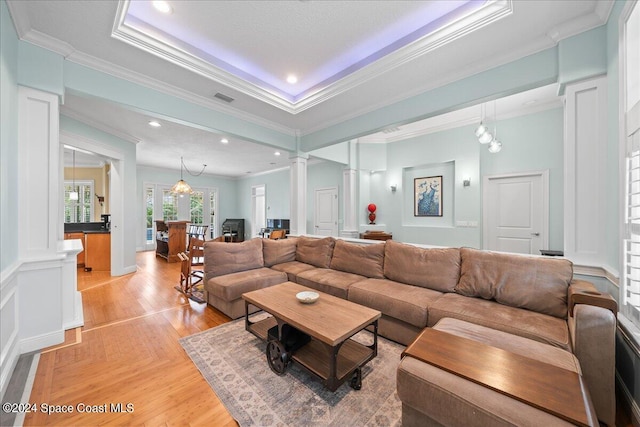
148, 120, 161, 127
274, 151, 281, 156
286, 75, 298, 84
523, 100, 537, 106
152, 1, 173, 14
221, 138, 229, 144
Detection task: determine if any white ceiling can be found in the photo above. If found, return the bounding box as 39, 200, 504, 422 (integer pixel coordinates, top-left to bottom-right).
7, 0, 611, 176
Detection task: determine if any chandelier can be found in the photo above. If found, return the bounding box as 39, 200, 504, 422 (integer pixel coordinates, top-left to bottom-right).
171, 157, 206, 195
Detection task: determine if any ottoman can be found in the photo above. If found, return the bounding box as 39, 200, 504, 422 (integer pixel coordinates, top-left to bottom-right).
397, 318, 598, 427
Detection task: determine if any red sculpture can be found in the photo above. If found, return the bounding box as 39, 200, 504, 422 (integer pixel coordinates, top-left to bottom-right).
368, 203, 377, 224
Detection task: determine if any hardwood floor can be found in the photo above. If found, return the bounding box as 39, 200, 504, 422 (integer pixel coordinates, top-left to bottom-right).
24, 251, 237, 426
22, 250, 635, 426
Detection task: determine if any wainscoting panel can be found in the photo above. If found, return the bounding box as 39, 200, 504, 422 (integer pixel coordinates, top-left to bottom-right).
0, 263, 20, 400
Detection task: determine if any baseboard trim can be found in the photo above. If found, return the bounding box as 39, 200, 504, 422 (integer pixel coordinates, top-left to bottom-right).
19, 330, 64, 354
14, 353, 40, 427
617, 371, 640, 427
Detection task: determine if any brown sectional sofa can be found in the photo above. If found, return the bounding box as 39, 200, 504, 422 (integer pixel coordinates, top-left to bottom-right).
203, 235, 617, 426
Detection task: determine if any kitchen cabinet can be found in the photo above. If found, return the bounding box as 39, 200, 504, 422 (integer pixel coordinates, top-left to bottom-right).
84, 232, 111, 272
64, 232, 85, 266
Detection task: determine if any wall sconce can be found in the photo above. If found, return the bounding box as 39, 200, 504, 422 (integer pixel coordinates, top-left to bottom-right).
390, 184, 397, 192
463, 178, 471, 187
96, 194, 105, 206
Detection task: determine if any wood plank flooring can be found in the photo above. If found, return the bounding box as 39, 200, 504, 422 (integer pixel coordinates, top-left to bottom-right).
24, 251, 237, 426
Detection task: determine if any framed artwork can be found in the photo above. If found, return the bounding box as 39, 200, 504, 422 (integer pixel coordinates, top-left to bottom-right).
414, 176, 443, 217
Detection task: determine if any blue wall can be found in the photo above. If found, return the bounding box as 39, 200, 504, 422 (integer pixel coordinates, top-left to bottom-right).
0, 0, 19, 271
358, 107, 564, 249
236, 168, 290, 239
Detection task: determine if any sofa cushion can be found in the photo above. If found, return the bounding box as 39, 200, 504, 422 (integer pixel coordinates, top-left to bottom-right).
270, 261, 316, 282
296, 268, 364, 299
455, 248, 573, 318
428, 293, 571, 351
204, 238, 264, 278
383, 240, 460, 292
263, 238, 297, 267
348, 279, 443, 328
330, 240, 385, 279
205, 267, 287, 301
295, 236, 335, 268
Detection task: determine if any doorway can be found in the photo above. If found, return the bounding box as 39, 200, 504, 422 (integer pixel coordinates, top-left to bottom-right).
482, 171, 549, 255
252, 185, 266, 238
60, 130, 126, 275
314, 187, 338, 236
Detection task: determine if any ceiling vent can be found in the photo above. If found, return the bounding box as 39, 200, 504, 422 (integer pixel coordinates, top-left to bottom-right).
213, 92, 234, 103
382, 127, 401, 134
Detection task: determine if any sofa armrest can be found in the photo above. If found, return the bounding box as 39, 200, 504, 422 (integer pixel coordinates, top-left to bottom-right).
568, 280, 617, 316
568, 302, 616, 426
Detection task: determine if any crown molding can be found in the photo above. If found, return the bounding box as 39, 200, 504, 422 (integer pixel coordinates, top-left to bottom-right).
63, 50, 297, 137
111, 0, 513, 115
301, 32, 556, 137
60, 108, 141, 145
546, 3, 612, 43
7, 0, 296, 139
5, 0, 31, 39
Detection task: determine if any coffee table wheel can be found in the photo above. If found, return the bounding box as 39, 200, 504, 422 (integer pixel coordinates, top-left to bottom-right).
266, 339, 289, 375
350, 368, 362, 390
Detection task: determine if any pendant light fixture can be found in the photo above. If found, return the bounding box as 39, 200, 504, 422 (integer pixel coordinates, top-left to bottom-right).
69, 150, 79, 201
475, 100, 503, 153
171, 157, 207, 195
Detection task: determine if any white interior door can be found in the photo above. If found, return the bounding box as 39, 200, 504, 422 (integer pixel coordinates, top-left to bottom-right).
483, 171, 549, 254
314, 187, 338, 236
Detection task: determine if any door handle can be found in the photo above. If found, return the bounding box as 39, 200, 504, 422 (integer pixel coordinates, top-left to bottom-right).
531, 232, 540, 236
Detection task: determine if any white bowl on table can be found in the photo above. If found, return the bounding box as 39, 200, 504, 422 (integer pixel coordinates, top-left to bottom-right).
296, 291, 319, 304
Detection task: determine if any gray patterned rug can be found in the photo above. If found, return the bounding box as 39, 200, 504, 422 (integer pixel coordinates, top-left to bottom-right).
179, 315, 402, 426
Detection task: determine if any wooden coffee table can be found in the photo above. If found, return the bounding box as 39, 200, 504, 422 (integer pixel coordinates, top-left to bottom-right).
242, 282, 381, 391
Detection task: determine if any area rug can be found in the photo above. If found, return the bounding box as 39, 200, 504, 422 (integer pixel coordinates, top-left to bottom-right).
179, 315, 402, 426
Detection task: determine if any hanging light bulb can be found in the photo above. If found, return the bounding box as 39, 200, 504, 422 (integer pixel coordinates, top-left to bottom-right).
488, 139, 502, 153
69, 150, 79, 200
475, 123, 489, 138
478, 131, 493, 144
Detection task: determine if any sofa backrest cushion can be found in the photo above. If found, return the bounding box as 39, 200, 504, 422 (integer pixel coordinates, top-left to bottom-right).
383, 240, 460, 292
455, 247, 573, 318
295, 236, 335, 268
204, 238, 264, 277
330, 240, 385, 278
263, 237, 298, 267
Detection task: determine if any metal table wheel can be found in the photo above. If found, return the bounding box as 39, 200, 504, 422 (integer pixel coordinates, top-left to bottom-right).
266, 339, 289, 375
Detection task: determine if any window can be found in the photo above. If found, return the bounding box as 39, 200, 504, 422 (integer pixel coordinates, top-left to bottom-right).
622, 2, 640, 329
209, 191, 216, 239
64, 180, 93, 223
190, 191, 204, 225
145, 186, 154, 243
162, 189, 178, 221
144, 183, 217, 244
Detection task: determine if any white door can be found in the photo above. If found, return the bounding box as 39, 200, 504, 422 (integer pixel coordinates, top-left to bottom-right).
314, 187, 338, 236
251, 185, 266, 237
483, 171, 549, 255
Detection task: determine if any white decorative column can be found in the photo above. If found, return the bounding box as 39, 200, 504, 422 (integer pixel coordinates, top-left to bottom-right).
341, 168, 358, 238
17, 86, 65, 351
290, 155, 308, 235
564, 76, 607, 266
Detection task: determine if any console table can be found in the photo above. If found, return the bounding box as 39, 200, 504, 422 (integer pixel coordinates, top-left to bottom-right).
155, 220, 189, 263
